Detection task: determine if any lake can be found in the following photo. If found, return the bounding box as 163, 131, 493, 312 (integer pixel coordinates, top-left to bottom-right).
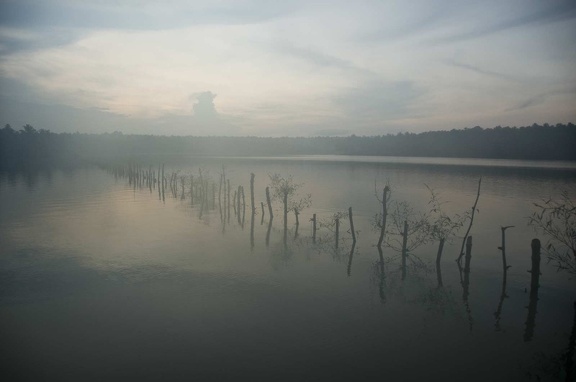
1, 155, 575, 381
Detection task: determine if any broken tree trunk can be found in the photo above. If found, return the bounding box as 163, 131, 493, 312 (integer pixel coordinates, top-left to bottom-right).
266, 186, 273, 220
401, 220, 408, 280
377, 186, 390, 249
457, 178, 482, 264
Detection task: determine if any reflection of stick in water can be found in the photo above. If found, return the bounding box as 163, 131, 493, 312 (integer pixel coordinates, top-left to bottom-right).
401, 220, 408, 281
524, 239, 541, 342
566, 301, 576, 382
218, 173, 223, 219
377, 246, 386, 304
347, 240, 356, 277
250, 173, 255, 214
462, 236, 473, 331
250, 208, 255, 249
266, 217, 273, 247
499, 226, 514, 271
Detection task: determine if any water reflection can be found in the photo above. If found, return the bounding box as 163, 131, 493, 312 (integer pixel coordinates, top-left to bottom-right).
377, 247, 386, 304
2, 161, 576, 381
346, 241, 356, 276
566, 301, 576, 381
461, 236, 474, 331
266, 217, 273, 247
524, 239, 542, 342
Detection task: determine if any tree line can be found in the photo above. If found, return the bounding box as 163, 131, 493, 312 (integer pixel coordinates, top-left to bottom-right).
1, 122, 575, 170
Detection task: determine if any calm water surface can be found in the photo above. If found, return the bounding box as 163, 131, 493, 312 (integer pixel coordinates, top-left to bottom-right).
1, 156, 575, 381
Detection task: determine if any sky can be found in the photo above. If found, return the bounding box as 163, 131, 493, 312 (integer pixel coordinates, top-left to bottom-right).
0, 0, 575, 137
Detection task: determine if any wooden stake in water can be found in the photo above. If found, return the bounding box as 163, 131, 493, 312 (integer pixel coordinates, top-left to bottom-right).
250, 173, 255, 215
237, 186, 242, 224
401, 220, 408, 280
348, 207, 356, 243
227, 179, 231, 222
377, 186, 390, 249
457, 178, 482, 264
266, 187, 273, 220
436, 238, 445, 287
312, 213, 317, 244
158, 165, 161, 200
161, 164, 165, 202
190, 175, 194, 205
241, 186, 246, 228
335, 217, 340, 249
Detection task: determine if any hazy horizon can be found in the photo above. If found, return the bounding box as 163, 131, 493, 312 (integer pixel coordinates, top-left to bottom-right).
1, 1, 575, 137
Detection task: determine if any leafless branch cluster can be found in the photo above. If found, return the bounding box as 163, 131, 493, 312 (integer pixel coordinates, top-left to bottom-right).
528, 191, 576, 274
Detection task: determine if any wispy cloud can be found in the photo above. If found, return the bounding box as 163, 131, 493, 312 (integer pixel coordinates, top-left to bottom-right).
273, 41, 374, 77
0, 27, 81, 56
446, 60, 518, 82
431, 2, 576, 44
0, 0, 302, 30
505, 87, 576, 112
333, 80, 426, 123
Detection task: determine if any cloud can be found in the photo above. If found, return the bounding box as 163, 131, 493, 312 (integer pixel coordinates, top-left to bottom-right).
0, 0, 302, 31
505, 94, 548, 112
273, 42, 372, 77
0, 0, 304, 57
431, 1, 576, 44
0, 27, 81, 56
0, 1, 575, 136
505, 87, 576, 112
446, 60, 518, 82
361, 2, 457, 42
192, 91, 218, 119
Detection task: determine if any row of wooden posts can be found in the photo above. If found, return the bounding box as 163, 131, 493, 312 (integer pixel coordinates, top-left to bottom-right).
114, 164, 546, 306
112, 165, 541, 291
114, 164, 361, 245
110, 164, 566, 345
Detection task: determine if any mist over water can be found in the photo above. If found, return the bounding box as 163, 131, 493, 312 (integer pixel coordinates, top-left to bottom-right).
1, 156, 575, 381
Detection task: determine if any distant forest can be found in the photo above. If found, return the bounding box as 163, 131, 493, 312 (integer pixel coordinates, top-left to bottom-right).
1, 122, 575, 170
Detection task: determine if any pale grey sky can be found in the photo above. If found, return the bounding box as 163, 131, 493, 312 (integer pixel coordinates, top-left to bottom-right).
0, 0, 575, 136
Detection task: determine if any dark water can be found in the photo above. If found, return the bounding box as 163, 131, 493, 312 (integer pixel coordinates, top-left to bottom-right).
1, 156, 575, 381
